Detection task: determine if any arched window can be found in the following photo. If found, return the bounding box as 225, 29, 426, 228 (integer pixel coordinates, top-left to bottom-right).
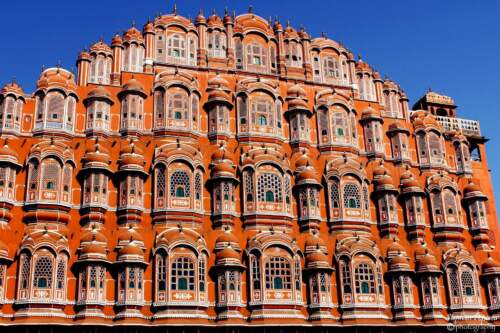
46, 92, 65, 127
167, 91, 189, 122
461, 269, 476, 296
154, 89, 166, 128
257, 172, 282, 203
265, 257, 291, 290
208, 30, 226, 58
343, 183, 361, 209
170, 170, 190, 198
329, 178, 340, 209
285, 40, 303, 67
246, 42, 267, 71
167, 34, 186, 62
443, 188, 459, 224
354, 263, 375, 294
171, 257, 195, 291
428, 132, 443, 164
323, 56, 340, 80
341, 261, 352, 294
33, 255, 53, 289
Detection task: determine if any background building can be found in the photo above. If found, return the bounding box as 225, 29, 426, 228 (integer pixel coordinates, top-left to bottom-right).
0, 7, 498, 332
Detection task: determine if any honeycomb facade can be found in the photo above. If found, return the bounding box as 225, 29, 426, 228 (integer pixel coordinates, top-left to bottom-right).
0, 7, 498, 331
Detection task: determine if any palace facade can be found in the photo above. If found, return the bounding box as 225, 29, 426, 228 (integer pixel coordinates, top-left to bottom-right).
0, 6, 498, 332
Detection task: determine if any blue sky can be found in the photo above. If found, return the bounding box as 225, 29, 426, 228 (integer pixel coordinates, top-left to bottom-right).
1, 0, 500, 204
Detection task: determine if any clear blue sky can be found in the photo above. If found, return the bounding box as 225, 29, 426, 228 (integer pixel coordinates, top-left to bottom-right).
1, 0, 500, 203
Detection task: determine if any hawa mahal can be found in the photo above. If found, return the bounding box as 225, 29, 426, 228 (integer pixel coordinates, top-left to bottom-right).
0, 6, 498, 332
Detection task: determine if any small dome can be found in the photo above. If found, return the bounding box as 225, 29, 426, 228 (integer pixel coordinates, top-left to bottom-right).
0, 239, 10, 261
123, 26, 144, 43
1, 81, 24, 97
118, 143, 146, 173
111, 33, 123, 46
361, 105, 382, 120
215, 230, 240, 246
118, 242, 144, 262
82, 142, 112, 171
356, 58, 371, 72
80, 229, 107, 244
143, 21, 154, 34
211, 146, 234, 162
463, 180, 486, 201
482, 256, 500, 276
296, 168, 321, 186
37, 67, 77, 92
207, 12, 223, 26
216, 247, 240, 261
388, 254, 412, 273
0, 141, 20, 167
208, 75, 230, 89
306, 250, 330, 270
117, 226, 144, 244
294, 152, 313, 169
89, 40, 112, 55
85, 86, 113, 104
119, 78, 146, 97
223, 11, 233, 25
298, 27, 310, 40
80, 243, 107, 257
195, 11, 207, 25
416, 252, 440, 274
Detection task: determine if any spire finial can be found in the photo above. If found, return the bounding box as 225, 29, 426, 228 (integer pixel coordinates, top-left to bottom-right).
131, 20, 136, 27
173, 3, 177, 15
287, 20, 290, 27
212, 8, 216, 16
232, 10, 236, 19
248, 5, 253, 13
225, 7, 229, 16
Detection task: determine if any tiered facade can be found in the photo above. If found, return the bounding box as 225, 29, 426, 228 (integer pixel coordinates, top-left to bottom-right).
0, 7, 498, 331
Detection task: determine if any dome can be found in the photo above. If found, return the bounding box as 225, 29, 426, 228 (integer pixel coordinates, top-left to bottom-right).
296, 168, 321, 186
79, 243, 107, 259
82, 142, 112, 172
216, 247, 240, 261
111, 33, 123, 46
388, 121, 410, 134
143, 21, 154, 34
89, 40, 112, 55
118, 242, 145, 263
287, 84, 307, 99
119, 78, 146, 98
207, 12, 223, 26
208, 75, 230, 89
482, 256, 500, 276
211, 146, 234, 162
118, 143, 146, 174
215, 230, 240, 248
195, 11, 207, 25
356, 58, 371, 72
80, 229, 107, 244
416, 252, 440, 274
388, 254, 412, 273
0, 141, 21, 168
36, 67, 77, 92
463, 180, 487, 201
215, 246, 243, 268
117, 226, 144, 244
223, 10, 233, 25
1, 81, 24, 97
85, 86, 114, 104
0, 239, 10, 261
123, 26, 144, 43
294, 152, 313, 170
306, 250, 331, 270
304, 233, 327, 254
400, 171, 424, 195
361, 105, 382, 121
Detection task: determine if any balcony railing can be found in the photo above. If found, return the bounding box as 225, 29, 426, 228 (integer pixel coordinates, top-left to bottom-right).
435, 115, 481, 137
